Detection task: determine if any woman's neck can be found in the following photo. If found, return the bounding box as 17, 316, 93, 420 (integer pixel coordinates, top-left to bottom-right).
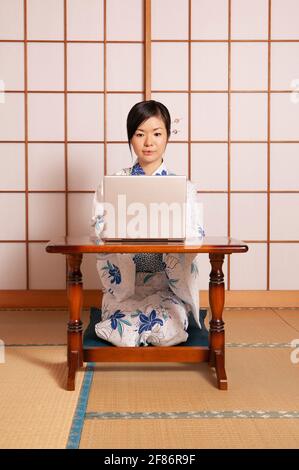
138, 158, 163, 175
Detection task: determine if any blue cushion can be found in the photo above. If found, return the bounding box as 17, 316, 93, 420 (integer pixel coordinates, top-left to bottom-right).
83, 307, 209, 348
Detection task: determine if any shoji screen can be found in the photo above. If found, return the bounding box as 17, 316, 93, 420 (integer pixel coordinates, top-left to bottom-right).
151, 0, 299, 291
0, 0, 144, 290
0, 0, 299, 294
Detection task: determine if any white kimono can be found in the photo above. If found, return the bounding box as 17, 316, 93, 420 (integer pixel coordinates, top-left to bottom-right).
90, 160, 205, 347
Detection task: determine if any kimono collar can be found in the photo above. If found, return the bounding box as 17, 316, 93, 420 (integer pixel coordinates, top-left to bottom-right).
131, 159, 168, 176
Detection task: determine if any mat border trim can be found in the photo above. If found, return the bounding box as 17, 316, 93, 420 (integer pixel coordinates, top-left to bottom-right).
66, 363, 94, 449
84, 410, 299, 420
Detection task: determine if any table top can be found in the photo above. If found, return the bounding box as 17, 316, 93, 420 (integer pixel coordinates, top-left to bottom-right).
46, 236, 248, 255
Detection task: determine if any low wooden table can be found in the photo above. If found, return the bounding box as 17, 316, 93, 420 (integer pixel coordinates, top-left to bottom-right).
46, 236, 248, 391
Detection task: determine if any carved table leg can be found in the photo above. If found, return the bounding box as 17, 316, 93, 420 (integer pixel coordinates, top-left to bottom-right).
209, 253, 227, 390
66, 253, 83, 391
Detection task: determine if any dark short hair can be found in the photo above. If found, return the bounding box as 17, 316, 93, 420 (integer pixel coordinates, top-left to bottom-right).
126, 100, 171, 155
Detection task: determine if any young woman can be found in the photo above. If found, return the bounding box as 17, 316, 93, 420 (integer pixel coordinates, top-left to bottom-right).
91, 100, 204, 347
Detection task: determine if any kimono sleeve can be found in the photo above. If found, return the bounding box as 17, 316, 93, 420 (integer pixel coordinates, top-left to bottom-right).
90, 181, 105, 238
90, 169, 130, 238
92, 172, 136, 302
186, 181, 205, 239
96, 253, 136, 302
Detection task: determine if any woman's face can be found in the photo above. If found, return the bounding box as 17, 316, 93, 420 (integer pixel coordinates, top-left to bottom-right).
130, 116, 168, 167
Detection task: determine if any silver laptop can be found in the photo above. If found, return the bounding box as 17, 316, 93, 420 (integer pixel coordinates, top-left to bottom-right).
101, 175, 187, 242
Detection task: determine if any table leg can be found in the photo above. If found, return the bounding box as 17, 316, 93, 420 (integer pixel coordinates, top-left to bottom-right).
66, 253, 83, 391
208, 253, 227, 390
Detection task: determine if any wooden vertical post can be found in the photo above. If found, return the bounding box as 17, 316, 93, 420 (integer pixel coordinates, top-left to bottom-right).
66, 254, 83, 391
209, 253, 227, 390
144, 0, 151, 100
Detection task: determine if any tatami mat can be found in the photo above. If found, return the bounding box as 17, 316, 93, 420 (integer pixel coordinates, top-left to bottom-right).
80, 309, 299, 449
223, 308, 298, 343
0, 307, 298, 449
79, 418, 299, 449
0, 309, 90, 345
1, 307, 298, 345
0, 346, 84, 449
87, 348, 299, 412
272, 309, 299, 333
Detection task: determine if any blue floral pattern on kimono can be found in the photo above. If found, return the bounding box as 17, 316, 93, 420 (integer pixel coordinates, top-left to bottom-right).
138, 309, 164, 334
102, 260, 121, 285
